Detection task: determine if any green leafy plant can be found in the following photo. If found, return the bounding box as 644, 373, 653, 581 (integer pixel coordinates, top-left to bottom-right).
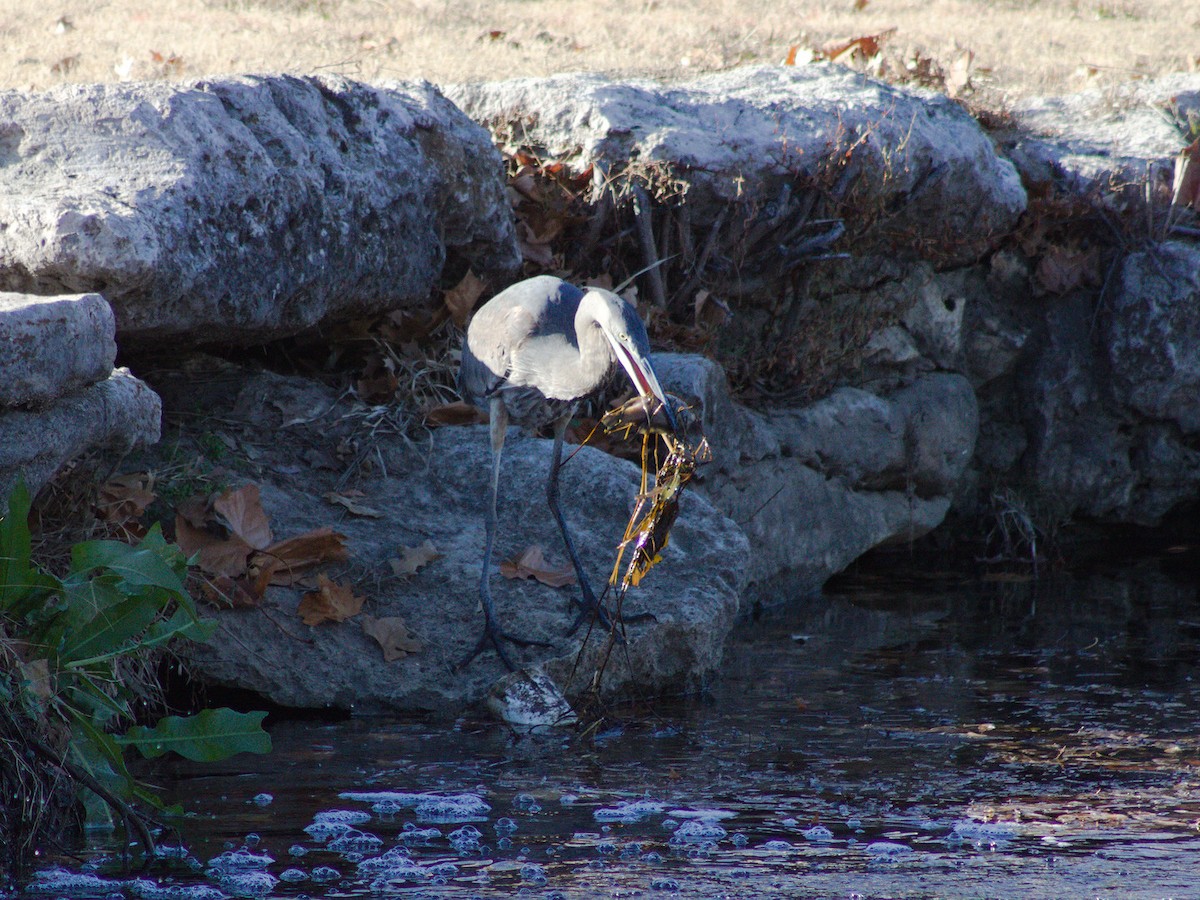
0, 478, 271, 861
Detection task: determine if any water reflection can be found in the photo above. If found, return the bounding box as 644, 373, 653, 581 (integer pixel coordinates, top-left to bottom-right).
22, 561, 1200, 898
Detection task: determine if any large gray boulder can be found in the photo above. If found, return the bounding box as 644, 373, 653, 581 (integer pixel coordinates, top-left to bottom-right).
448, 64, 1025, 269
660, 356, 978, 592
0, 368, 161, 507
0, 291, 115, 408
0, 75, 519, 346
1004, 73, 1200, 194
178, 370, 748, 714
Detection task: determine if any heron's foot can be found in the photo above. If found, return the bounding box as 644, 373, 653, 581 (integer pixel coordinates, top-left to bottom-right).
454, 618, 552, 673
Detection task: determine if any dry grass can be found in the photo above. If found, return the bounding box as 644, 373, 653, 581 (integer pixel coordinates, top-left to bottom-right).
1, 0, 1195, 101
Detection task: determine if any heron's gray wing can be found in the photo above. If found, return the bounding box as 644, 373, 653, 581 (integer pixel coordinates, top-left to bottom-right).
459, 301, 540, 404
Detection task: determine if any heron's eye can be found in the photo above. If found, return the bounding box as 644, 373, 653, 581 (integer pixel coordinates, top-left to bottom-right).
618, 332, 629, 343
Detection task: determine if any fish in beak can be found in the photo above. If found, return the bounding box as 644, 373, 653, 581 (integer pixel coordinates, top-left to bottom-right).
605, 331, 679, 435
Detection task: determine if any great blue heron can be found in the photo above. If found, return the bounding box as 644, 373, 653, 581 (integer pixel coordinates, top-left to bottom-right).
457, 275, 676, 670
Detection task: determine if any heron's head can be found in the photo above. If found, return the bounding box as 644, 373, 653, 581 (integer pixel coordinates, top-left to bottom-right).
583, 289, 678, 434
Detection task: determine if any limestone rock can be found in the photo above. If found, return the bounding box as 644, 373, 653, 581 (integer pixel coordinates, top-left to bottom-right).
448, 64, 1025, 270
0, 75, 519, 346
178, 371, 748, 714
0, 368, 161, 506
0, 291, 115, 408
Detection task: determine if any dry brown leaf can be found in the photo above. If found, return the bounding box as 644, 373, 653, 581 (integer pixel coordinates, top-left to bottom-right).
323, 491, 384, 518
500, 544, 577, 588
822, 29, 895, 62
297, 574, 364, 626
1035, 246, 1098, 295
213, 484, 273, 551
389, 540, 442, 577
254, 527, 350, 586
175, 515, 253, 578
96, 473, 155, 524
200, 574, 262, 609
1172, 138, 1200, 209
175, 494, 211, 529
361, 614, 422, 661
444, 270, 487, 327
424, 401, 489, 427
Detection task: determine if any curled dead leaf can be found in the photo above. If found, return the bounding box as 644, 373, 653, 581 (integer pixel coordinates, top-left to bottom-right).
298, 574, 364, 626
175, 514, 253, 578
361, 614, 422, 661
389, 540, 442, 577
424, 401, 489, 427
500, 545, 577, 588
254, 527, 350, 586
1172, 138, 1200, 209
212, 484, 273, 551
444, 270, 487, 327
323, 491, 384, 518
96, 472, 155, 524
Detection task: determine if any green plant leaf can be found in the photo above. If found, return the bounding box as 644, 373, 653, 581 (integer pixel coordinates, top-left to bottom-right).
61, 595, 160, 666
71, 528, 188, 596
119, 708, 271, 762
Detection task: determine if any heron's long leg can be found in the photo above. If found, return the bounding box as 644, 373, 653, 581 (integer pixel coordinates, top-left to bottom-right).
456, 400, 550, 672
547, 415, 615, 635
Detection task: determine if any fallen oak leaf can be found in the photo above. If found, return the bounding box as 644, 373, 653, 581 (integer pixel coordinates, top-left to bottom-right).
200, 574, 262, 609
361, 614, 422, 661
212, 483, 273, 551
175, 514, 253, 578
323, 491, 384, 518
254, 526, 350, 586
96, 472, 155, 524
424, 401, 488, 427
500, 545, 577, 588
389, 540, 442, 577
297, 574, 363, 626
444, 270, 487, 327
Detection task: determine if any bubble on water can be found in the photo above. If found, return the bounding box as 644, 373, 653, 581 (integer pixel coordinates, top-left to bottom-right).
559, 793, 579, 805
780, 817, 799, 827
211, 870, 278, 897
661, 818, 679, 832
545, 891, 569, 900
641, 851, 664, 863
288, 844, 308, 857
731, 833, 749, 847
250, 793, 273, 806
327, 829, 383, 855
497, 836, 513, 850
596, 840, 617, 855
310, 865, 341, 882
514, 793, 537, 808
650, 876, 680, 891
621, 842, 643, 858
760, 840, 793, 851
520, 863, 547, 884
668, 808, 737, 821
528, 803, 543, 813
206, 848, 274, 872
357, 848, 424, 880
803, 825, 834, 842
432, 862, 459, 877
865, 841, 913, 855
846, 818, 863, 830
415, 793, 492, 823
594, 800, 665, 824
153, 844, 191, 860
449, 824, 484, 852
373, 798, 403, 816
126, 880, 227, 900
951, 820, 1019, 842
495, 816, 518, 833
668, 819, 727, 846
397, 826, 442, 845
316, 808, 373, 825
279, 868, 307, 883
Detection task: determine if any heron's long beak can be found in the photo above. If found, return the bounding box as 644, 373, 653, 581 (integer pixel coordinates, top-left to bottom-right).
606, 334, 679, 434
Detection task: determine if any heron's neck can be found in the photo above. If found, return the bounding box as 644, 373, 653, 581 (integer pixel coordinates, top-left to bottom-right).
575, 301, 616, 388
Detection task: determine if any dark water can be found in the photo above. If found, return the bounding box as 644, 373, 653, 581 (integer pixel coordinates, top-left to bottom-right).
22, 560, 1200, 899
